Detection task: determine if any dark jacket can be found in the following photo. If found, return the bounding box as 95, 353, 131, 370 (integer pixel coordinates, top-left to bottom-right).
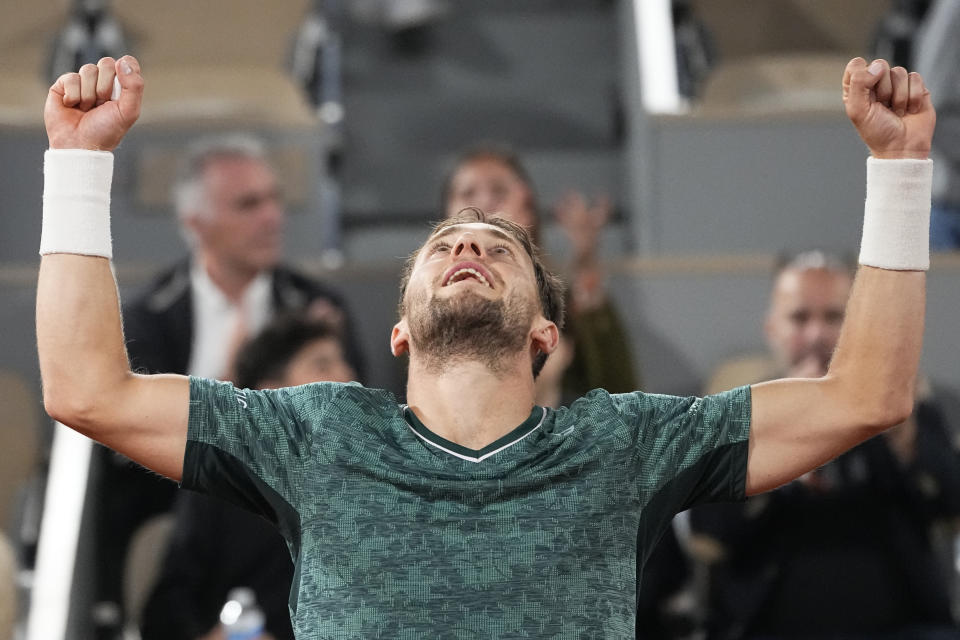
123, 260, 364, 379
690, 397, 960, 639
140, 492, 296, 640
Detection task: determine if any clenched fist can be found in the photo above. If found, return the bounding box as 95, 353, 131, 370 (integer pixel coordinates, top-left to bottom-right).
44, 55, 143, 151
843, 57, 935, 160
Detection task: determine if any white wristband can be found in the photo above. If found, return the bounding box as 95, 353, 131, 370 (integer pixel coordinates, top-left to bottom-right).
858, 157, 932, 271
40, 149, 114, 259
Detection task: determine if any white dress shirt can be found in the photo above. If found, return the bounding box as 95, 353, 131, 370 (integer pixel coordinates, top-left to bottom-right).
187, 263, 273, 380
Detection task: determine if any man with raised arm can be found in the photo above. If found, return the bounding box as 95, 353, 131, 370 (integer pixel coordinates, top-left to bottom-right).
37, 55, 934, 637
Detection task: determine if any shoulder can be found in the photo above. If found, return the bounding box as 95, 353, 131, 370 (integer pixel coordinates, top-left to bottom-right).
274, 380, 391, 412
564, 388, 694, 427
563, 387, 751, 446
197, 379, 396, 425
560, 388, 700, 436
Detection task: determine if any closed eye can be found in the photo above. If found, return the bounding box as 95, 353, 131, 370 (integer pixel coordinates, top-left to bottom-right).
430, 242, 451, 254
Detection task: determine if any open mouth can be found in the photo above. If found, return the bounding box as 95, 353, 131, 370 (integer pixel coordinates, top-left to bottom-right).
442, 263, 493, 288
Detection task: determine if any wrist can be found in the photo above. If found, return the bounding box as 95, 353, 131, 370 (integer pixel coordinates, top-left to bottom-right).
870, 150, 930, 160
40, 149, 114, 259
858, 157, 932, 271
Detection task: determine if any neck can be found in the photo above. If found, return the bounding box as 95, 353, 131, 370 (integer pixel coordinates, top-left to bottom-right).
405, 354, 537, 450
198, 252, 261, 303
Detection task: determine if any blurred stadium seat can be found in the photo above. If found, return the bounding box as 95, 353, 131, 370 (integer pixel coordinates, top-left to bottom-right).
0, 370, 40, 537
122, 512, 174, 635
691, 0, 892, 114
111, 0, 316, 127
0, 0, 69, 128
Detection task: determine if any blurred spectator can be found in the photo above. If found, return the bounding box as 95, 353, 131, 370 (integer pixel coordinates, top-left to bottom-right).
350, 0, 447, 32
140, 314, 357, 640
673, 0, 716, 101
872, 0, 933, 69
90, 134, 364, 639
0, 533, 14, 640
441, 143, 639, 407
915, 0, 960, 250
48, 0, 128, 80
128, 133, 364, 381
690, 251, 960, 639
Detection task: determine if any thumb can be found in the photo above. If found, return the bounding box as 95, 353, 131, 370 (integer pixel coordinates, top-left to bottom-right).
114, 55, 144, 128
843, 57, 884, 123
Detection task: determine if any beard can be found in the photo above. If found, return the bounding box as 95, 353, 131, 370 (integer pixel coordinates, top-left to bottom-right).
407, 286, 536, 374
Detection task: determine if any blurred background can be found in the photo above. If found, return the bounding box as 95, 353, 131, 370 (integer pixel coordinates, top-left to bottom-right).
1, 0, 958, 639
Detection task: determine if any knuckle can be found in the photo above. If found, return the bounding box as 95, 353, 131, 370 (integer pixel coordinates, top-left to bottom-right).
79, 63, 98, 73
56, 72, 78, 88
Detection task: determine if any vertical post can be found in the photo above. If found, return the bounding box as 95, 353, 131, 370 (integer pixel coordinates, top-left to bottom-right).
318, 0, 346, 268
25, 424, 93, 640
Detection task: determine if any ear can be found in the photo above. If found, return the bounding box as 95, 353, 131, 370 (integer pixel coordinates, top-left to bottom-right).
182, 213, 206, 241
530, 317, 560, 358
391, 319, 410, 357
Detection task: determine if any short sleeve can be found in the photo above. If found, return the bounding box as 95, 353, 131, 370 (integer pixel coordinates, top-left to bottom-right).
610, 386, 752, 508
181, 377, 336, 529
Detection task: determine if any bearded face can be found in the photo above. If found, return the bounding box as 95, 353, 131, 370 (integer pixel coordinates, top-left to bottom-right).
766, 268, 852, 378
406, 283, 537, 374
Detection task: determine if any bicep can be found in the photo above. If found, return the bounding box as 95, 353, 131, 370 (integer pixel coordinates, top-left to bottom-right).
93, 373, 189, 482
746, 377, 870, 496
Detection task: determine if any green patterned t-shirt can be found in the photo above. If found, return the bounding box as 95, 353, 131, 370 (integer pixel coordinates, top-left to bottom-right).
182, 377, 751, 639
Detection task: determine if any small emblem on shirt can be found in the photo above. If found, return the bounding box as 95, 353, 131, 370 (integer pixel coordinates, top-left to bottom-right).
234, 389, 249, 409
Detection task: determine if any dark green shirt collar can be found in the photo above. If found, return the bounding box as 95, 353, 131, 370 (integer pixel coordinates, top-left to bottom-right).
401, 405, 547, 463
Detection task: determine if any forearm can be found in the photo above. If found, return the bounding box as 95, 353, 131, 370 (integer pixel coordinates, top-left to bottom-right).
826, 265, 924, 427
828, 152, 932, 423
748, 270, 924, 496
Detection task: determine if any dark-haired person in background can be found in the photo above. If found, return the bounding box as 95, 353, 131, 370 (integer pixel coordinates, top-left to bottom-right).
141, 315, 357, 640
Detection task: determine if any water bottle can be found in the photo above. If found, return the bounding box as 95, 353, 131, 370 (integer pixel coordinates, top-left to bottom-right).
219, 587, 266, 640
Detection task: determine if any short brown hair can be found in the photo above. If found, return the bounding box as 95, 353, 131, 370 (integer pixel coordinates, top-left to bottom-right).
397, 207, 566, 377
